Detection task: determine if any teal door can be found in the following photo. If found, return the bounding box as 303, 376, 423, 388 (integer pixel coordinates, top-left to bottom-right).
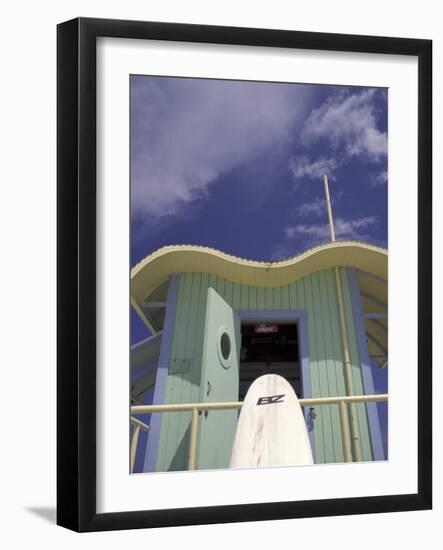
196, 287, 240, 470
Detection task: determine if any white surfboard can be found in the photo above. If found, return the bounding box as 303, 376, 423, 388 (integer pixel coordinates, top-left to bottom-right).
229, 374, 314, 469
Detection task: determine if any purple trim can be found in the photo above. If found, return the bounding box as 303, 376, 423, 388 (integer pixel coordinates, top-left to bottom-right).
348, 268, 385, 460
143, 273, 181, 472
131, 357, 160, 397
235, 309, 315, 460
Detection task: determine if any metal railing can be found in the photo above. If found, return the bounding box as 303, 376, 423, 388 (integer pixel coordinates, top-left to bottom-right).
130, 393, 388, 471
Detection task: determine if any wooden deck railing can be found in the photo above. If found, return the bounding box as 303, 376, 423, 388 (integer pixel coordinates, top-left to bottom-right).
130, 394, 388, 471
129, 416, 150, 473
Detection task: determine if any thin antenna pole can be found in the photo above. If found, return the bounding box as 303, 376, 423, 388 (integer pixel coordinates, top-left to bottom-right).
322, 173, 362, 461
323, 174, 336, 242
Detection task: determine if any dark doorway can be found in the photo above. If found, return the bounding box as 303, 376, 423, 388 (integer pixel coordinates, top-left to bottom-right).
239, 322, 301, 400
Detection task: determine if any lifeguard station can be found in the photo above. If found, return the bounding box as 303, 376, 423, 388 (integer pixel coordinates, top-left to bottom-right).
129, 176, 388, 473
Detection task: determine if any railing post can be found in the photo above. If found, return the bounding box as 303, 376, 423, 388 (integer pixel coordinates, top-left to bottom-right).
130, 424, 141, 473
188, 407, 199, 471
339, 400, 352, 463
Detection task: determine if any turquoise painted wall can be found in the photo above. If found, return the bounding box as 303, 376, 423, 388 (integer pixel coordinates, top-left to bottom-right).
155, 268, 372, 472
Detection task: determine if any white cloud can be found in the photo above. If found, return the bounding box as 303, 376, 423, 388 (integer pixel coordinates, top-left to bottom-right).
271, 215, 379, 260
131, 77, 309, 219
284, 216, 378, 243
301, 89, 387, 162
369, 170, 388, 187
295, 196, 327, 218
289, 156, 337, 181
270, 245, 295, 261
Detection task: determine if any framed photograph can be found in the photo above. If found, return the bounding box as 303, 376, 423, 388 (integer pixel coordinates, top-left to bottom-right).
57, 17, 432, 532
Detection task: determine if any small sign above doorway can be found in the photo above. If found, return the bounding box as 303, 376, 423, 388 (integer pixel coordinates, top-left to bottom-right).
254, 323, 279, 334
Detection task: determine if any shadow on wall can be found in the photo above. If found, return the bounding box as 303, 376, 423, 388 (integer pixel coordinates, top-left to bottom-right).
25, 507, 56, 524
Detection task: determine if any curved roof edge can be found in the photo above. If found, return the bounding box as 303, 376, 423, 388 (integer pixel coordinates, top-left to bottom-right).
131, 241, 388, 308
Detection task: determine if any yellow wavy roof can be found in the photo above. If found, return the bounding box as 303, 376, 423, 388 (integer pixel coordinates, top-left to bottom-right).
131, 241, 388, 366
131, 240, 387, 302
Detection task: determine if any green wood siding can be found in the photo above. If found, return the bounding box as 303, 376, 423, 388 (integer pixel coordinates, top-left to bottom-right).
155, 268, 372, 471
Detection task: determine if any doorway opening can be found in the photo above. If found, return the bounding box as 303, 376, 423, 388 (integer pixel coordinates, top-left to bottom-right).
239, 322, 301, 401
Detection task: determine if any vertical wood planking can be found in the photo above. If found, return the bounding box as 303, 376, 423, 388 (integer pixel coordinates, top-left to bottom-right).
249, 284, 257, 310
175, 273, 202, 469
224, 279, 233, 307
302, 275, 326, 463
173, 273, 195, 469
289, 278, 298, 310
156, 275, 184, 470
257, 287, 266, 309
324, 268, 347, 462
273, 286, 282, 310
232, 282, 241, 309
265, 287, 273, 310
240, 283, 249, 310
325, 269, 347, 397
340, 269, 373, 461
311, 272, 335, 463
155, 268, 374, 470
281, 285, 290, 310
319, 270, 343, 461
169, 274, 192, 469
163, 273, 192, 470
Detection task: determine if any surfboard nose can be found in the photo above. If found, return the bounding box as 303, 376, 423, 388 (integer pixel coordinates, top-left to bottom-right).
229, 374, 314, 469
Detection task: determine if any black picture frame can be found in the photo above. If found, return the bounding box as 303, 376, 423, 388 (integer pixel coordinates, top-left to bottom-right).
57, 17, 432, 532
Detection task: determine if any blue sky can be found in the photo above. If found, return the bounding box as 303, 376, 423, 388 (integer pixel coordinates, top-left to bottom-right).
130, 75, 387, 346
130, 76, 389, 457
131, 76, 387, 263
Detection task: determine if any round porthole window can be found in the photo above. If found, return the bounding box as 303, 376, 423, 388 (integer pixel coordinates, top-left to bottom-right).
217, 327, 232, 368
220, 332, 231, 361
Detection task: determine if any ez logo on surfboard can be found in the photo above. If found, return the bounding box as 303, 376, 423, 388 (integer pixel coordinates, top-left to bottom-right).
256, 394, 286, 405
